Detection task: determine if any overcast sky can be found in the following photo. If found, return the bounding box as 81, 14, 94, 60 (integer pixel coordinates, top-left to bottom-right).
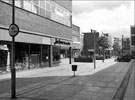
72, 0, 134, 38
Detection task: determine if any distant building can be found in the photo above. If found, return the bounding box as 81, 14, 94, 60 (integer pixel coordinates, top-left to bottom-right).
113, 37, 121, 56
130, 25, 135, 55
102, 33, 113, 58
122, 37, 130, 55
82, 32, 99, 56
80, 33, 84, 51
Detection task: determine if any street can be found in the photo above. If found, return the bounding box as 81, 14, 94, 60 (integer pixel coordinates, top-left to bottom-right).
0, 58, 134, 100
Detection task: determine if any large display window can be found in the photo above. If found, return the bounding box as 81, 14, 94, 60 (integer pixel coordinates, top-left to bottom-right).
41, 45, 49, 67
52, 46, 60, 64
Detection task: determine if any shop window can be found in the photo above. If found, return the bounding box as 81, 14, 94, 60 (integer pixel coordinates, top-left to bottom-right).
0, 50, 8, 70
41, 45, 49, 67
53, 46, 60, 63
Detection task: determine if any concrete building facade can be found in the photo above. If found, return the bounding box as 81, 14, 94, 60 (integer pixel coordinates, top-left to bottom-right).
0, 0, 72, 72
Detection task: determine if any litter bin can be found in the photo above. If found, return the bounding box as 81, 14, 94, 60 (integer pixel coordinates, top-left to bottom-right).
72, 65, 77, 71
72, 65, 77, 76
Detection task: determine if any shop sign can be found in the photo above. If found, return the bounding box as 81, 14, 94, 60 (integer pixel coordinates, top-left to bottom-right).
54, 38, 70, 45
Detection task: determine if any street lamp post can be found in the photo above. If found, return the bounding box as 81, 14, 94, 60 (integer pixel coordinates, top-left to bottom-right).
11, 0, 16, 98
93, 30, 96, 69
122, 35, 124, 56
9, 0, 19, 98
91, 29, 96, 69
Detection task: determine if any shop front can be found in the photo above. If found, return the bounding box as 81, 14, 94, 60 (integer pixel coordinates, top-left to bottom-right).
52, 38, 72, 61
15, 43, 50, 70
0, 29, 51, 72
0, 28, 72, 72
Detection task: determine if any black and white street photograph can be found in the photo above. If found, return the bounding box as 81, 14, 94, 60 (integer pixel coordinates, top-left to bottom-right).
0, 0, 135, 100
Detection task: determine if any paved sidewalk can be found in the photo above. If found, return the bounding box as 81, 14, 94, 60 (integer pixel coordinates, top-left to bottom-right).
124, 60, 135, 100
0, 58, 133, 100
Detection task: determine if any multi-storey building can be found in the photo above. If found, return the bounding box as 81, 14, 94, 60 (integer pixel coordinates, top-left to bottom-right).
0, 0, 72, 71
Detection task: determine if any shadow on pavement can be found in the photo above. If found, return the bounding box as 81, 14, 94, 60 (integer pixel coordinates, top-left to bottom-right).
0, 62, 131, 100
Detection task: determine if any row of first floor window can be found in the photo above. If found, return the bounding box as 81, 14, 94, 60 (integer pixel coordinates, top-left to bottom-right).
1, 0, 71, 26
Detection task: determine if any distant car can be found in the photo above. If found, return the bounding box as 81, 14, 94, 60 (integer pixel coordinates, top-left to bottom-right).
116, 54, 133, 62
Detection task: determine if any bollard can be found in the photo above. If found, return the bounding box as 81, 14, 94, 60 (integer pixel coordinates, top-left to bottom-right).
72, 65, 77, 77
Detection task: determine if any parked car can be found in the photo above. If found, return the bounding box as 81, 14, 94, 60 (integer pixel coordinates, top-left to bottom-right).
116, 54, 133, 62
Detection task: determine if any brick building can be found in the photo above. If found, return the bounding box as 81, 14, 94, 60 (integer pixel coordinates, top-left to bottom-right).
83, 32, 99, 56
0, 0, 72, 71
